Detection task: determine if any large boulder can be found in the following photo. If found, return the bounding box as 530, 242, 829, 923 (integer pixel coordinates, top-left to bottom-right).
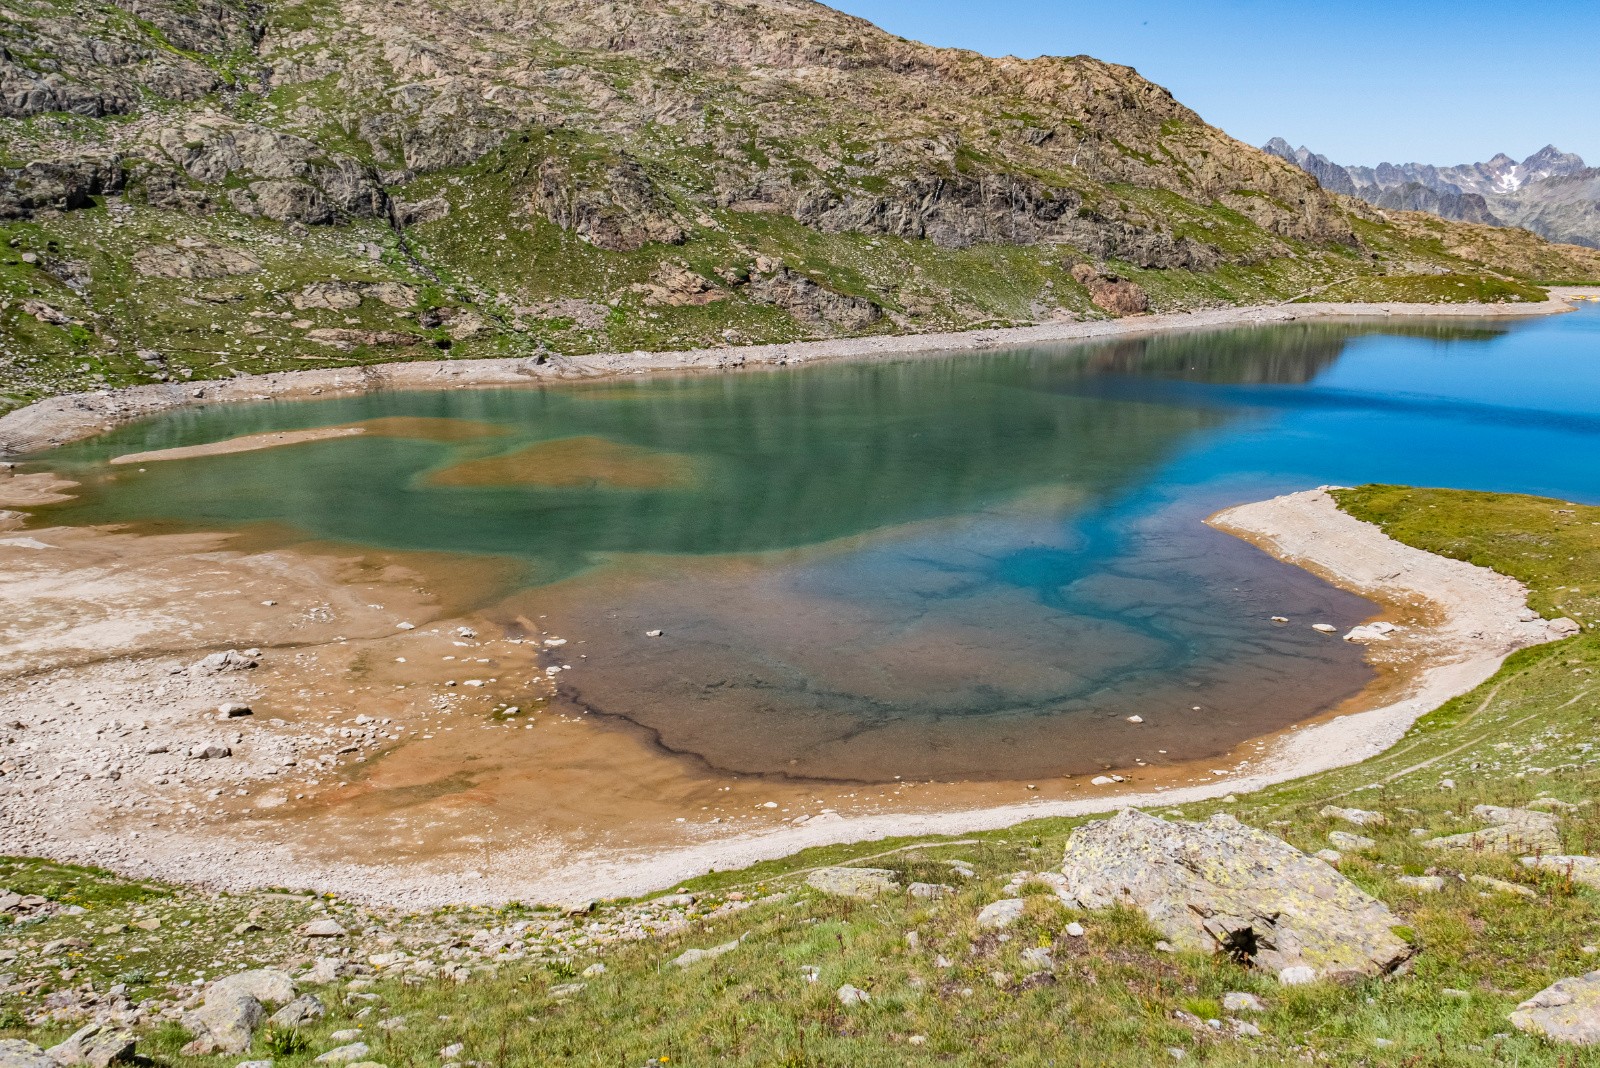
1510, 972, 1600, 1044
180, 986, 266, 1054
1059, 809, 1414, 983
208, 969, 297, 1007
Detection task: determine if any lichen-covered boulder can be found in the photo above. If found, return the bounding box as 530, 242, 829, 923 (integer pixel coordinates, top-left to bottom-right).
1510, 972, 1600, 1044
1059, 809, 1413, 983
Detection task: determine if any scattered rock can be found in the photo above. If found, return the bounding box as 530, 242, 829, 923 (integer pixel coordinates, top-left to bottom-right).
1523, 856, 1600, 890
1510, 972, 1600, 1045
976, 898, 1026, 930
1059, 810, 1413, 983
1423, 806, 1561, 855
1321, 806, 1388, 828
1471, 874, 1537, 897
1019, 947, 1054, 972
1223, 992, 1264, 1013
1314, 849, 1343, 865
671, 941, 738, 967
907, 882, 953, 899
302, 919, 348, 938
1327, 831, 1376, 851
313, 1044, 370, 1065
268, 994, 325, 1028
1344, 622, 1399, 643
191, 650, 258, 674
806, 867, 899, 899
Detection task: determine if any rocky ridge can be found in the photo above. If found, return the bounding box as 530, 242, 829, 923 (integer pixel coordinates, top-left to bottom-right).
1265, 139, 1600, 250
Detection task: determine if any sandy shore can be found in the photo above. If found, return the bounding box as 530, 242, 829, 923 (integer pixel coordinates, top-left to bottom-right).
0, 474, 1577, 906
3, 287, 1597, 458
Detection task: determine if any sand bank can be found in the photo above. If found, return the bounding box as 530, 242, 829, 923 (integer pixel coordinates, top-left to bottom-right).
3, 287, 1597, 459
110, 427, 366, 465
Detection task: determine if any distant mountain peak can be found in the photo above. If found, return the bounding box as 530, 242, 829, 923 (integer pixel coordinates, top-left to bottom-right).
1263, 138, 1598, 250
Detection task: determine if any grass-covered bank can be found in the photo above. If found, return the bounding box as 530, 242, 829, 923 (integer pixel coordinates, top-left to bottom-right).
6, 486, 1600, 1065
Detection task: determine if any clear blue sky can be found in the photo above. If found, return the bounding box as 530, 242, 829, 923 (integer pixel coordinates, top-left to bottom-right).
830, 0, 1599, 167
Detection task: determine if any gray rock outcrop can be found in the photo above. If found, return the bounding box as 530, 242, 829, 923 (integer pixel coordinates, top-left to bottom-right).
805, 867, 900, 899
1510, 972, 1600, 1044
1059, 809, 1414, 983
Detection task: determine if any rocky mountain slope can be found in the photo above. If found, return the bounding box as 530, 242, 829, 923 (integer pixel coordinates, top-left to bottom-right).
1, 0, 1598, 414
1265, 139, 1600, 250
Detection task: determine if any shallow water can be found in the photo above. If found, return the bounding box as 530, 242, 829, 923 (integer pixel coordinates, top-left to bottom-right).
35, 307, 1600, 780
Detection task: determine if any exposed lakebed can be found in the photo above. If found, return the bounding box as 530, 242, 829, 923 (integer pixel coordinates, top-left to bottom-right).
31, 308, 1600, 783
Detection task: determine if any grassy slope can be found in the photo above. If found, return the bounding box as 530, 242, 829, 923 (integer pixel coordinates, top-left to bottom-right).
6, 486, 1600, 1066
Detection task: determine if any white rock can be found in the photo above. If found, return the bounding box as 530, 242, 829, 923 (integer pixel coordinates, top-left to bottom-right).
1223, 992, 1264, 1013
836, 984, 870, 1006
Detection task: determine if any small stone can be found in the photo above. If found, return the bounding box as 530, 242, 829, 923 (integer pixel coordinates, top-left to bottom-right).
327, 1031, 361, 1044
799, 965, 821, 983
907, 882, 952, 899
907, 1035, 926, 1046
581, 963, 606, 977
645, 629, 663, 638
302, 919, 347, 938
438, 1046, 464, 1060
1312, 623, 1337, 634
1064, 921, 1085, 937
219, 703, 253, 718
1126, 715, 1143, 724
836, 984, 870, 1006
314, 1044, 370, 1065
1223, 992, 1264, 1013
1314, 849, 1343, 865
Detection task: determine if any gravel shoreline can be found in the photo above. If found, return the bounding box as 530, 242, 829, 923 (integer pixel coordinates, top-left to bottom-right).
3, 288, 1596, 457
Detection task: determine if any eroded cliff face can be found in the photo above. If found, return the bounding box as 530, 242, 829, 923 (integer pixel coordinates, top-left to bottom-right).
0, 0, 1596, 410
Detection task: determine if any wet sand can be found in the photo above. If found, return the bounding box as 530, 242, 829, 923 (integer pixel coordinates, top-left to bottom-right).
0, 477, 1576, 906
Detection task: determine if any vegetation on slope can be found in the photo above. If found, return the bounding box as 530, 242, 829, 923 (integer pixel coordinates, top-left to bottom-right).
2, 0, 1599, 416
6, 487, 1600, 1064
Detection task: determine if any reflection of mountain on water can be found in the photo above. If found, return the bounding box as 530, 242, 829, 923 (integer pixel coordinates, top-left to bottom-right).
1064, 320, 1513, 386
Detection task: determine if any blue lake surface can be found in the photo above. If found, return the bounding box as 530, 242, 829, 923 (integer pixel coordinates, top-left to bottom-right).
33, 306, 1600, 781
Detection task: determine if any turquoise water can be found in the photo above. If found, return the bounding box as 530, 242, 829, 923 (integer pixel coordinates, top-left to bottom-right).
34, 307, 1600, 780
